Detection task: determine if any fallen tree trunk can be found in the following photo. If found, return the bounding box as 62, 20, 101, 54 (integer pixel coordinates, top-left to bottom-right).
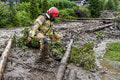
64, 18, 114, 22
56, 39, 73, 80
86, 23, 114, 32
0, 36, 13, 80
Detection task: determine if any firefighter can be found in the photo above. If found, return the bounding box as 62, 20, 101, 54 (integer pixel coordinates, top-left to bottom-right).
28, 7, 61, 60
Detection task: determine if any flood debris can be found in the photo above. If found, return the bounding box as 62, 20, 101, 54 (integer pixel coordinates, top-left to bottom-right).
86, 23, 114, 32
0, 19, 120, 80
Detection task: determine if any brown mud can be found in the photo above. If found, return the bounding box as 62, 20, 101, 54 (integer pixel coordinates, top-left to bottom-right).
0, 20, 120, 80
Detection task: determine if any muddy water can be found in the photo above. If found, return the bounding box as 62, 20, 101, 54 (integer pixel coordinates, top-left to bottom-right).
0, 21, 120, 80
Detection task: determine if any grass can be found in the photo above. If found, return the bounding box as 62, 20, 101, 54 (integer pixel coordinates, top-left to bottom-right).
104, 43, 120, 61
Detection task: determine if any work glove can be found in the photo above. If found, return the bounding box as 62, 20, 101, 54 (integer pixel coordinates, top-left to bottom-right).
28, 36, 32, 42
28, 30, 35, 42
51, 34, 62, 41
29, 30, 35, 38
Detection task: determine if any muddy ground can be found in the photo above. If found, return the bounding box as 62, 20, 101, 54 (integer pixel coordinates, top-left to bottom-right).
0, 20, 120, 80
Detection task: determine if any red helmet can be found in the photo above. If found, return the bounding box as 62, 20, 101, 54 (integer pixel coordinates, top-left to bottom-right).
47, 7, 59, 17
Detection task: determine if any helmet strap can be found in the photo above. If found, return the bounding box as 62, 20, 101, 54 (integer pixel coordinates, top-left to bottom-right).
46, 13, 50, 19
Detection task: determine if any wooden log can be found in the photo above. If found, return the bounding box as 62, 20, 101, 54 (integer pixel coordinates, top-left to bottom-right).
86, 23, 114, 32
63, 18, 114, 22
76, 18, 114, 20
0, 36, 13, 80
56, 39, 73, 80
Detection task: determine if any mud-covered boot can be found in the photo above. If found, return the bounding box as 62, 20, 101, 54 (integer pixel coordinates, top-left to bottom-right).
41, 43, 49, 59
35, 45, 49, 63
35, 40, 44, 63
36, 38, 49, 63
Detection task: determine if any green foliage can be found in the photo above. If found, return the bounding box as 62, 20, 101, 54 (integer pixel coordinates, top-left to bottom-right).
39, 0, 77, 10
59, 8, 76, 18
49, 0, 77, 9
30, 0, 40, 19
14, 10, 32, 26
38, 0, 78, 21
105, 0, 118, 10
49, 41, 66, 57
107, 43, 120, 52
14, 2, 31, 12
79, 6, 90, 17
104, 51, 120, 61
75, 6, 90, 17
70, 46, 79, 64
17, 28, 40, 49
88, 0, 101, 18
55, 8, 78, 22
104, 43, 120, 61
116, 16, 120, 22
20, 0, 30, 2
68, 0, 79, 1
17, 28, 30, 49
117, 5, 120, 11
0, 2, 33, 27
100, 0, 119, 11
42, 0, 49, 13
9, 0, 15, 24
79, 6, 89, 12
0, 3, 11, 27
70, 42, 96, 70
95, 32, 103, 37
0, 0, 80, 27
56, 6, 89, 22
13, 2, 32, 26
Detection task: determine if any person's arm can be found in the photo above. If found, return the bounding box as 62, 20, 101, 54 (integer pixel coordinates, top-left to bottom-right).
30, 15, 46, 38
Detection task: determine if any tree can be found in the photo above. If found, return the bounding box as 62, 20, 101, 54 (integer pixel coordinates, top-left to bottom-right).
20, 0, 30, 2
100, 0, 119, 11
42, 0, 49, 13
30, 0, 39, 19
88, 0, 101, 18
9, 0, 15, 24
